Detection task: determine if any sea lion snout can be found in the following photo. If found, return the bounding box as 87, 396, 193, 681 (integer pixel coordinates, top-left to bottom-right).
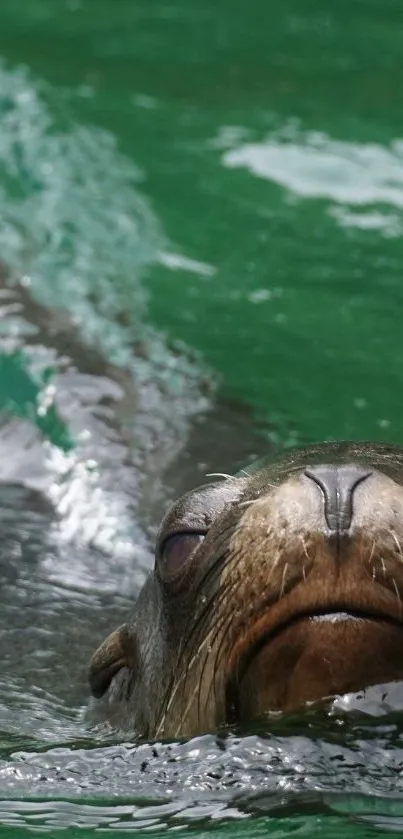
304, 463, 372, 535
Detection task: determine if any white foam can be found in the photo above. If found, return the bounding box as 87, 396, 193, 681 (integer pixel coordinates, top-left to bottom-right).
222, 130, 403, 234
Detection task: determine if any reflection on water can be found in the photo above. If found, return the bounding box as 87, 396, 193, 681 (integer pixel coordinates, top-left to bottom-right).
0, 719, 403, 832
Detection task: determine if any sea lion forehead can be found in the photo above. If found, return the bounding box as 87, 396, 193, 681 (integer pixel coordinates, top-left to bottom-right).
239, 440, 403, 498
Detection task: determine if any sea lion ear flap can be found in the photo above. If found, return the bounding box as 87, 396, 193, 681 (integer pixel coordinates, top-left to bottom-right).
89, 624, 136, 699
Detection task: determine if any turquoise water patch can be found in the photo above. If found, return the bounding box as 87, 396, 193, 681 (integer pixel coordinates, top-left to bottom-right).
0, 61, 154, 336
0, 60, 211, 403
0, 350, 72, 450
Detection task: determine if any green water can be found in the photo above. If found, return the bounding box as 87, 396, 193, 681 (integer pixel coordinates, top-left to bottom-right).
2, 0, 403, 444
0, 0, 403, 836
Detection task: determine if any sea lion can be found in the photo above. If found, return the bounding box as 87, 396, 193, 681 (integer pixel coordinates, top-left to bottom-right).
89, 441, 403, 739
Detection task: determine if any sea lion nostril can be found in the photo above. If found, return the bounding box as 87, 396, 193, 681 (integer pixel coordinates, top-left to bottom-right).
304, 464, 372, 534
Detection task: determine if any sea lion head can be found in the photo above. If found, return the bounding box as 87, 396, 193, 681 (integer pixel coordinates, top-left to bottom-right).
89, 441, 403, 738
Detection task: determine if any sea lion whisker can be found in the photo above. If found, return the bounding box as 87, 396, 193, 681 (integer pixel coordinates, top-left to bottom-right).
196, 609, 235, 729
300, 535, 312, 563
164, 573, 238, 726
165, 594, 233, 735
206, 569, 256, 700
279, 562, 289, 599
184, 527, 239, 618
156, 673, 177, 736
184, 575, 244, 727
266, 548, 282, 583
179, 580, 231, 673
190, 573, 242, 667
157, 660, 193, 735
368, 539, 377, 565
178, 602, 233, 735
211, 581, 267, 721
156, 621, 215, 733
205, 473, 237, 481
392, 576, 402, 609
390, 529, 403, 559
212, 618, 235, 720
192, 545, 232, 596
206, 608, 238, 721
176, 553, 234, 657
378, 555, 387, 576
299, 538, 307, 582
174, 665, 209, 738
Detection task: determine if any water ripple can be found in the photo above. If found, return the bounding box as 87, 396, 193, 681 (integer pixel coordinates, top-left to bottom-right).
0, 722, 401, 831
222, 128, 403, 236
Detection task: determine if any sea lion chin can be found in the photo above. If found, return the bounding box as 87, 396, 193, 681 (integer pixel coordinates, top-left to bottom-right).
88, 441, 403, 738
